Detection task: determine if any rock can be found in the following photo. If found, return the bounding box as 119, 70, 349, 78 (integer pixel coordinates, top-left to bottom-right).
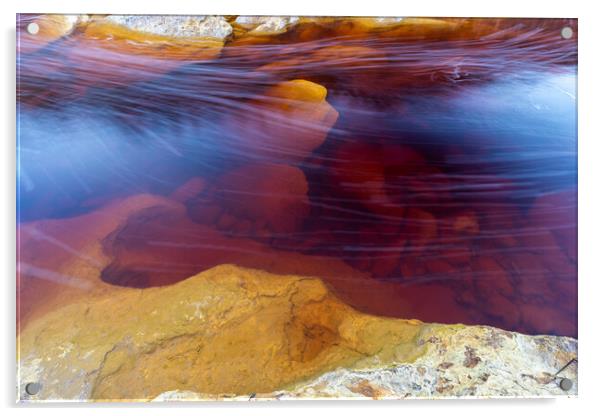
19, 264, 577, 402
234, 16, 299, 34
18, 264, 424, 401
277, 325, 577, 398
80, 20, 224, 60
103, 15, 232, 40
36, 16, 226, 91
213, 163, 310, 234
17, 191, 469, 332
225, 79, 339, 164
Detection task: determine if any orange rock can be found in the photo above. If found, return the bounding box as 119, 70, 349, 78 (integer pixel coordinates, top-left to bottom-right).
18, 264, 426, 400
226, 80, 339, 164
80, 20, 225, 61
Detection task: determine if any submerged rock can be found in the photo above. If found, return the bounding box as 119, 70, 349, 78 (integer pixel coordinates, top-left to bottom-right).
212, 163, 310, 233
225, 79, 339, 164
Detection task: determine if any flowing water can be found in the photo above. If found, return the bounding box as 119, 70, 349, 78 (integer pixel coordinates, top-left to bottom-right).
17, 17, 577, 337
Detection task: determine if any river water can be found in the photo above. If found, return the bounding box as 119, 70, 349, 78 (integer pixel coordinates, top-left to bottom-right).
17, 17, 577, 336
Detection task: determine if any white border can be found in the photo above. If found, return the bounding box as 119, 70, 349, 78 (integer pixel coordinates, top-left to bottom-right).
2, 1, 601, 415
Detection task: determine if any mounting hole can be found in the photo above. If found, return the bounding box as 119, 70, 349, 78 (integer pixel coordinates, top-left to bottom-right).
561, 27, 573, 40
559, 377, 573, 391
25, 382, 42, 395
26, 22, 40, 35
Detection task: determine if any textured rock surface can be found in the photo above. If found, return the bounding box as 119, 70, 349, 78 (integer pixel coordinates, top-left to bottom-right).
19, 264, 576, 402
234, 16, 300, 34
104, 15, 232, 39
277, 326, 577, 398
18, 265, 424, 401
153, 326, 577, 400
78, 16, 226, 64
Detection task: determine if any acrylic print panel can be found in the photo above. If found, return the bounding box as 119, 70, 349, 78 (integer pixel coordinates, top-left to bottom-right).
16, 15, 577, 401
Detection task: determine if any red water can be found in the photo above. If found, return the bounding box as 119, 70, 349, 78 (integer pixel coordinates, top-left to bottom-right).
17, 16, 577, 337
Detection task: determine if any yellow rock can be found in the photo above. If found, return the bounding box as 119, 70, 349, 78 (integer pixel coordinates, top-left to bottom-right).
267, 79, 328, 104
18, 264, 425, 401
224, 79, 339, 164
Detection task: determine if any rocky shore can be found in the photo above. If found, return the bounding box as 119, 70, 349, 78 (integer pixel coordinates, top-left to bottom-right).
19, 263, 576, 401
